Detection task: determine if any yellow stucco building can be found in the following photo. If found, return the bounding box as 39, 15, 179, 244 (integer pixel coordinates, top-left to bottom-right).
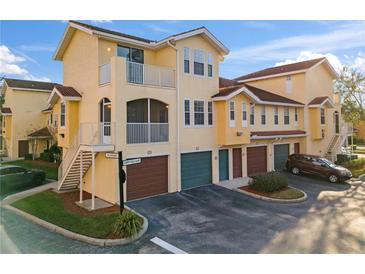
43, 21, 351, 208
1, 79, 57, 160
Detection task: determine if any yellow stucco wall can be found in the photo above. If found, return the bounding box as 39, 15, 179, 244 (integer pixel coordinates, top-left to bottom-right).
2, 85, 51, 159
355, 121, 365, 141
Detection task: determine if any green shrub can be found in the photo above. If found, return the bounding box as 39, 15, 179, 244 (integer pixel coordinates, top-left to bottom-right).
113, 210, 143, 238
24, 153, 33, 160
336, 154, 358, 164
49, 144, 61, 162
341, 158, 365, 169
250, 171, 288, 193
40, 151, 54, 162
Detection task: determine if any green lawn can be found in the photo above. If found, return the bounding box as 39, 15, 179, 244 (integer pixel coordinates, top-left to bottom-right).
12, 191, 120, 238
269, 187, 304, 199
1, 159, 59, 180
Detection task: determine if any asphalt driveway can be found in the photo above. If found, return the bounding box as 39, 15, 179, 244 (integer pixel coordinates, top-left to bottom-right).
127, 173, 365, 253
1, 174, 364, 253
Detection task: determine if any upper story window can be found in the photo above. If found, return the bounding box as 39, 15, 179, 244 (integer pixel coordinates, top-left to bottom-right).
286, 75, 292, 93
54, 114, 58, 128
242, 103, 247, 128
184, 99, 190, 126
48, 113, 53, 126
194, 100, 205, 126
60, 102, 66, 127
284, 107, 290, 125
208, 101, 213, 126
117, 46, 144, 64
320, 108, 325, 125
295, 107, 298, 123
250, 104, 255, 125
274, 106, 279, 125
184, 47, 190, 74
261, 106, 266, 125
229, 101, 235, 128
207, 53, 213, 78
193, 49, 204, 76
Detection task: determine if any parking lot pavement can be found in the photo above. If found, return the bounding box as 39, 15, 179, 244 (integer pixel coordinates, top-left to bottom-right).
1, 173, 365, 253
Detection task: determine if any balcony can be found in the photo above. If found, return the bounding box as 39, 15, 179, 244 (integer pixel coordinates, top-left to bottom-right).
127, 123, 168, 144
126, 61, 176, 88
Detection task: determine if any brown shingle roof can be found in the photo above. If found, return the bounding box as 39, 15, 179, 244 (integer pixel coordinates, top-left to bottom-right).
4, 78, 58, 91
219, 77, 239, 88
234, 58, 326, 81
1, 107, 12, 114
70, 20, 155, 43
308, 96, 329, 105
55, 85, 81, 98
251, 130, 306, 137
28, 127, 52, 138
212, 83, 304, 106
245, 84, 304, 105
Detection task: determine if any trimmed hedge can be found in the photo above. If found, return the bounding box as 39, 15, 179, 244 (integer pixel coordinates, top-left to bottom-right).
24, 153, 33, 160
40, 151, 54, 162
336, 154, 358, 164
250, 171, 288, 193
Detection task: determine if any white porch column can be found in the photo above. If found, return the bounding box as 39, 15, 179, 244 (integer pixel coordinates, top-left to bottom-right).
79, 151, 83, 203
91, 151, 95, 210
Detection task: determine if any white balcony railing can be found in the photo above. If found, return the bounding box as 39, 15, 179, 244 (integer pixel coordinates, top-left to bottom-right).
58, 122, 115, 180
127, 123, 168, 144
126, 61, 176, 88
99, 63, 111, 85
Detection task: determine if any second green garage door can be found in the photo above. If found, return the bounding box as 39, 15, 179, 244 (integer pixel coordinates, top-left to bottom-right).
274, 144, 290, 171
181, 151, 212, 190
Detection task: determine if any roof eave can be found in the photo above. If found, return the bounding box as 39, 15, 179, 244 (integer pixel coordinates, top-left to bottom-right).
251, 133, 307, 140
236, 69, 308, 83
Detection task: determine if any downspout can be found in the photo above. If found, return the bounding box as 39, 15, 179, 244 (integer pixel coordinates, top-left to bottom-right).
167, 40, 181, 192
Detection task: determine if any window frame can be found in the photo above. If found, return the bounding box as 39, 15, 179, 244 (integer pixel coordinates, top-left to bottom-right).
320, 107, 325, 125
294, 107, 298, 124
184, 99, 191, 126
193, 49, 205, 76
274, 106, 279, 125
229, 101, 235, 128
207, 52, 213, 78
261, 105, 266, 126
284, 106, 290, 125
207, 101, 213, 126
193, 99, 205, 126
250, 104, 255, 126
183, 47, 190, 74
242, 102, 247, 128
60, 102, 66, 128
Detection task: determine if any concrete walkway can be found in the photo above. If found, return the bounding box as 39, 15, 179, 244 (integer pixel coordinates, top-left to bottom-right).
218, 177, 250, 190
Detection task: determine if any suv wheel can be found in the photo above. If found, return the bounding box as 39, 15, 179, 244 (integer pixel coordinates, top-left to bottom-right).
328, 174, 339, 183
291, 167, 300, 175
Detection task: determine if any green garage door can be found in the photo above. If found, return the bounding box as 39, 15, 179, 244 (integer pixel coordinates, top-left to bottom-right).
219, 149, 229, 181
181, 151, 212, 190
274, 144, 290, 171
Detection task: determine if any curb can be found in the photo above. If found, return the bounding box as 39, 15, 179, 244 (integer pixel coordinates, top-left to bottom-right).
234, 187, 308, 204
1, 185, 148, 247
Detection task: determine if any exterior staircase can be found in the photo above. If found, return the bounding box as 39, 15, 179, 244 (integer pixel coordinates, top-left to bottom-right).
325, 135, 344, 161
58, 149, 94, 191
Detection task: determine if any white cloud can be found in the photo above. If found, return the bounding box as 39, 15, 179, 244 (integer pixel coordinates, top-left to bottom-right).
0, 45, 51, 82
18, 44, 55, 52
90, 20, 112, 24
146, 23, 173, 34
275, 51, 343, 72
227, 21, 365, 62
352, 52, 365, 72
243, 21, 275, 30
0, 45, 25, 63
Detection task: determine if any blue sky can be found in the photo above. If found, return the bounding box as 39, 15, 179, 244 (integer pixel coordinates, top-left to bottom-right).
1, 20, 365, 83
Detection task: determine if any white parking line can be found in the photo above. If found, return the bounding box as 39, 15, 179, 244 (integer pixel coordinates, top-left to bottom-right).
150, 237, 188, 254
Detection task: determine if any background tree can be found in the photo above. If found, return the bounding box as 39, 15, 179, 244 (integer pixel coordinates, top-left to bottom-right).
335, 66, 365, 124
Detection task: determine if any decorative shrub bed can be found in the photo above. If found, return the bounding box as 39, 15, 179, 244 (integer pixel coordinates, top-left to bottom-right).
250, 171, 288, 193
340, 158, 365, 177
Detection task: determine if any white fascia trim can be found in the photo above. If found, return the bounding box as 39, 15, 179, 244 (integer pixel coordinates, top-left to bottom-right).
11, 87, 52, 93
212, 86, 304, 107
155, 28, 229, 55
53, 24, 76, 60
309, 59, 339, 79
47, 88, 81, 105
236, 69, 308, 83
308, 98, 335, 108
93, 31, 154, 49
251, 134, 307, 140
0, 113, 12, 116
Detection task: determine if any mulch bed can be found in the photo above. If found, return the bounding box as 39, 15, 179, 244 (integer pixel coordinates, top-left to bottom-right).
240, 185, 290, 198
48, 189, 122, 216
